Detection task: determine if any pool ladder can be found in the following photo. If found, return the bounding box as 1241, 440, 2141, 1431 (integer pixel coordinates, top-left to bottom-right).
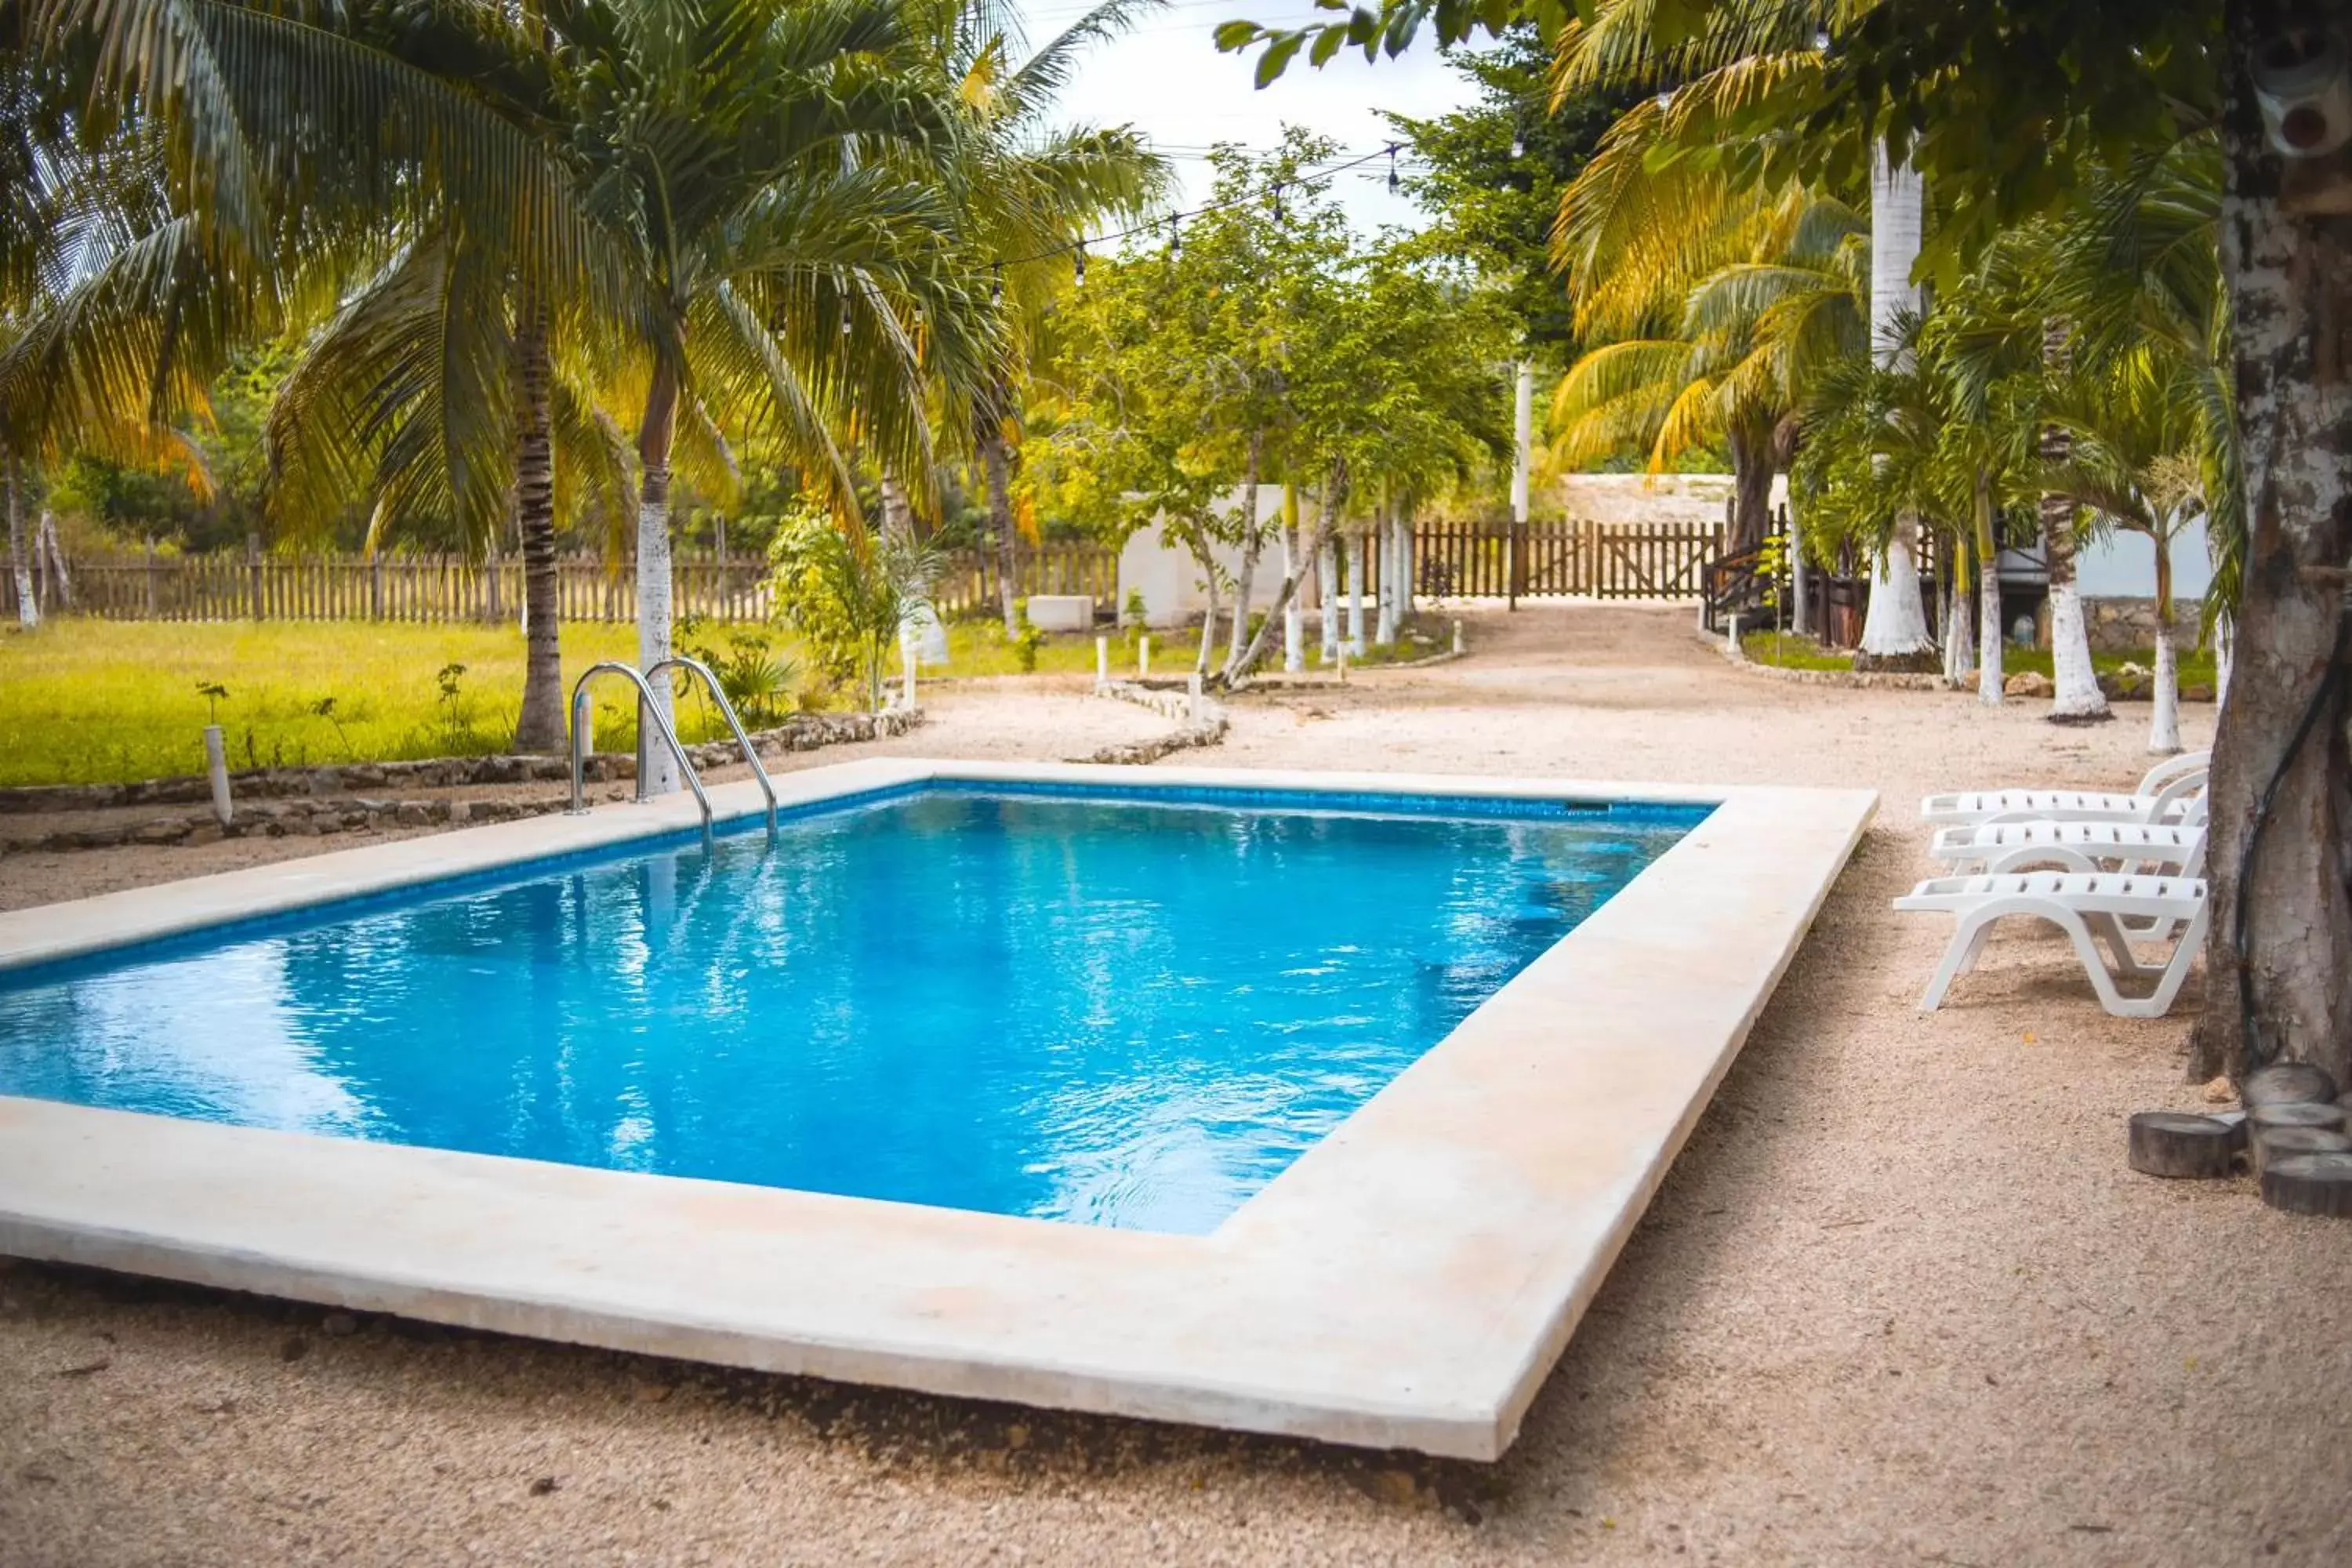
568, 659, 779, 848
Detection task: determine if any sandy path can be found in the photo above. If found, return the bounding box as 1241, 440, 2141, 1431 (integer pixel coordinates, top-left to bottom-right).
4, 603, 2347, 1567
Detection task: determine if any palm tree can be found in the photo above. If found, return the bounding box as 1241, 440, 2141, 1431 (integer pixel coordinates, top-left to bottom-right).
907, 0, 1169, 636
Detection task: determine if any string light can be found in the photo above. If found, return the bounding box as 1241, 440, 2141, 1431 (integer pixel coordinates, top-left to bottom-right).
839, 301, 852, 336
1073, 238, 1087, 285
989, 263, 1003, 307
1813, 27, 1831, 50
1269, 182, 1283, 221
1387, 142, 1400, 193
1167, 214, 1181, 262
1509, 133, 1524, 159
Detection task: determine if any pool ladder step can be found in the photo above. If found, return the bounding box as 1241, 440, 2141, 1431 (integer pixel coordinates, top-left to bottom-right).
567, 659, 779, 848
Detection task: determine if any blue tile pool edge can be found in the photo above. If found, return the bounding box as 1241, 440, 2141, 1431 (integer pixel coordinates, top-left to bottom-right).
0, 778, 1715, 990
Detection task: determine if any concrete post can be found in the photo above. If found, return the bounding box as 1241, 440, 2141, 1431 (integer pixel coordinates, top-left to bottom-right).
1095, 635, 1109, 691
202, 724, 233, 825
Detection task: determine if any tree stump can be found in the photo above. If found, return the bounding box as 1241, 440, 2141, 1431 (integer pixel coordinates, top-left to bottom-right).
2241, 1062, 2339, 1109
2251, 1126, 2352, 1177
2127, 1112, 2240, 1178
2248, 1100, 2349, 1137
2261, 1152, 2352, 1218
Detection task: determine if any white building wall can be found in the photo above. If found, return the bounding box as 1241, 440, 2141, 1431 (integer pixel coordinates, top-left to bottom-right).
1114, 487, 1290, 628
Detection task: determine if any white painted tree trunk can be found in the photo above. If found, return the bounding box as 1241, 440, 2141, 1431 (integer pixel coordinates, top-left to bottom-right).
634, 485, 678, 796
1395, 512, 1414, 620
1977, 561, 2005, 706
1281, 522, 1305, 673
1318, 534, 1339, 659
2149, 625, 2182, 754
1511, 361, 1533, 526
1860, 518, 1934, 657
1942, 561, 1974, 687
2046, 580, 2107, 720
1857, 145, 1933, 662
1374, 509, 1398, 647
1345, 533, 1367, 655
6, 457, 34, 631
1789, 520, 1812, 639
2214, 611, 2234, 711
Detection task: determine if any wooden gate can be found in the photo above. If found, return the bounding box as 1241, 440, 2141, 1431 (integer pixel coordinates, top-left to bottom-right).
1410, 519, 1722, 601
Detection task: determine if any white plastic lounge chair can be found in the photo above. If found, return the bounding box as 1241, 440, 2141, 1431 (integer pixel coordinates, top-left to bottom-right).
1893, 872, 2209, 1018
1926, 821, 2208, 939
1920, 750, 2209, 828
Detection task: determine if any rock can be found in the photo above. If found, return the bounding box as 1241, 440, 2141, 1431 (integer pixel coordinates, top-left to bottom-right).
2127, 1112, 2239, 1178
184, 825, 223, 847
445, 800, 472, 825
2004, 671, 2055, 698
321, 1311, 359, 1338
2244, 1062, 2339, 1108
394, 802, 434, 827
631, 1381, 672, 1403
2201, 1075, 2236, 1105
528, 1475, 560, 1497
132, 819, 188, 845
1004, 1422, 1029, 1450
307, 768, 342, 797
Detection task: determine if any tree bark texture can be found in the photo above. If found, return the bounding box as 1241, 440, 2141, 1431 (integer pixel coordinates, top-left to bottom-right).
510, 306, 566, 754
1224, 430, 1264, 671
978, 407, 1020, 638
6, 455, 34, 631
2041, 320, 2111, 722
2193, 4, 2352, 1086
635, 364, 682, 797
1857, 143, 1935, 664
1726, 427, 1776, 556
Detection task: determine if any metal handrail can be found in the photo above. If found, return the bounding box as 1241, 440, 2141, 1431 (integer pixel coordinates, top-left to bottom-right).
646, 654, 779, 837
568, 661, 713, 849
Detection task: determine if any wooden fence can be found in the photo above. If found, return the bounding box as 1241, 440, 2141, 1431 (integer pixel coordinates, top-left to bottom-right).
5, 540, 1123, 626
5, 521, 1720, 626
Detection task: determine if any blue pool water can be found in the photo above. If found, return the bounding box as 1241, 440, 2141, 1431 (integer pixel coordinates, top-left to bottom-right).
0, 785, 1704, 1233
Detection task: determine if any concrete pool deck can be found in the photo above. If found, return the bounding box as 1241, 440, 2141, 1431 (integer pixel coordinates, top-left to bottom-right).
0, 757, 1873, 1461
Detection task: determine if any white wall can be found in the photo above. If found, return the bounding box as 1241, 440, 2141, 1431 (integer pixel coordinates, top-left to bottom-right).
1115, 487, 1290, 628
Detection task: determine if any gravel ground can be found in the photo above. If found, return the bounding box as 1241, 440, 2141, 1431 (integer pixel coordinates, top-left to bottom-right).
5, 603, 2349, 1567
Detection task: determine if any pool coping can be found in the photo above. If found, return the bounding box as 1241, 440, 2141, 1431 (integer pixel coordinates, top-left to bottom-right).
0, 758, 1875, 1460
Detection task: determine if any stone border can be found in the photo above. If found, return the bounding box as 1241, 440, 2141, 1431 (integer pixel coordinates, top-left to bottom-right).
0, 710, 922, 817
1076, 681, 1229, 765
0, 758, 1875, 1460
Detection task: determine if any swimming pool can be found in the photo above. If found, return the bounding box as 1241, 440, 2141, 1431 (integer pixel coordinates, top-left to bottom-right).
0, 758, 1875, 1457
0, 783, 1702, 1234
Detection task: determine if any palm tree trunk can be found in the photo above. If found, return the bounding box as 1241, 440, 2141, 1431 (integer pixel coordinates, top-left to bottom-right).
1726, 428, 1775, 556
6, 454, 34, 631
2148, 532, 2181, 754
1856, 143, 1935, 667
1943, 538, 1975, 688
635, 361, 682, 796
1223, 430, 1264, 671
511, 306, 565, 754
1974, 474, 2005, 705
978, 412, 1019, 638
2039, 320, 2110, 724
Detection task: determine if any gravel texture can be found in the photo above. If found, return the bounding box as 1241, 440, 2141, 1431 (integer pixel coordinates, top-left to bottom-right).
4, 603, 2348, 1566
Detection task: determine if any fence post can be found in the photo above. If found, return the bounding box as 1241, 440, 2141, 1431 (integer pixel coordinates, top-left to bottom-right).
144, 535, 158, 618
369, 554, 383, 620
246, 532, 264, 620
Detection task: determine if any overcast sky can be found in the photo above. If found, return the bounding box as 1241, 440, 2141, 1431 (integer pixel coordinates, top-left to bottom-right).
1036, 0, 1485, 242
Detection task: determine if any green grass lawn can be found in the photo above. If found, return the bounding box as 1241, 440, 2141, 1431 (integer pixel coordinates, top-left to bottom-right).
1739, 630, 2218, 688
0, 615, 1109, 788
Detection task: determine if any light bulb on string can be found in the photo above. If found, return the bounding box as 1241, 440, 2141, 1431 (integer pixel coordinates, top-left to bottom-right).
1386, 143, 1399, 193
1073, 238, 1087, 286
1167, 215, 1180, 263
1509, 133, 1524, 159
1813, 27, 1831, 50
989, 263, 1003, 307
839, 301, 852, 336
1269, 182, 1284, 221
1655, 88, 1673, 111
